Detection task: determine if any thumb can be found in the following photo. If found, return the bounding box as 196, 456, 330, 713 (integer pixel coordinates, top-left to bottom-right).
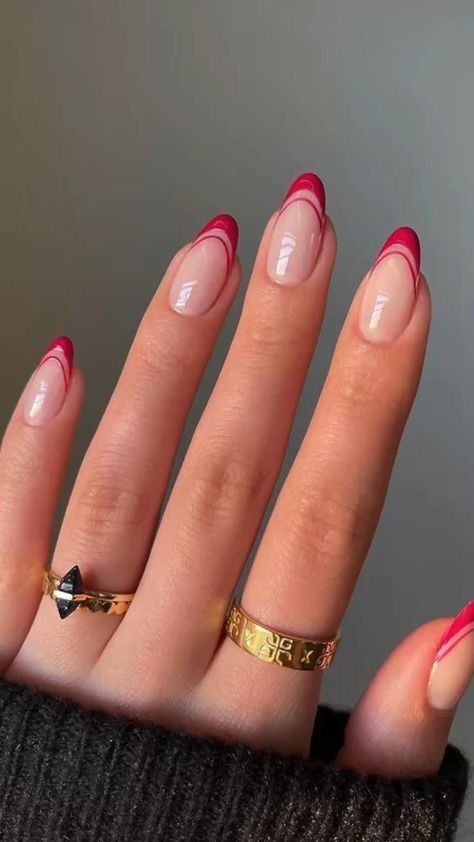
337, 602, 473, 778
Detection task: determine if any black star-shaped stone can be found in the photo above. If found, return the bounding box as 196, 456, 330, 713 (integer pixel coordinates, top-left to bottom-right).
55, 565, 83, 619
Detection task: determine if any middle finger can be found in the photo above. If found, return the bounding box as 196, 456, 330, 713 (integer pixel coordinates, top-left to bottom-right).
98, 173, 336, 701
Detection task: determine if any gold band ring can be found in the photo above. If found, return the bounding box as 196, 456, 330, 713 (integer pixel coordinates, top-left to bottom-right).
225, 601, 340, 671
43, 565, 134, 619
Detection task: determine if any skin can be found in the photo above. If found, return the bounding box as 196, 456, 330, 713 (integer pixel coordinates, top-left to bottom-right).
0, 196, 464, 779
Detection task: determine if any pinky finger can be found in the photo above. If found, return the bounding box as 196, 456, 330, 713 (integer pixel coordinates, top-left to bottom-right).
0, 337, 83, 669
338, 604, 473, 778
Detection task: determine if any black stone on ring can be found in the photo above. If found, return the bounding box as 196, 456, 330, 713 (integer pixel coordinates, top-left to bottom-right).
44, 565, 135, 619
54, 565, 84, 619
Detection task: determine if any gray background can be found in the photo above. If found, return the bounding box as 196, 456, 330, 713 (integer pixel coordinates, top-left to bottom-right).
0, 1, 473, 837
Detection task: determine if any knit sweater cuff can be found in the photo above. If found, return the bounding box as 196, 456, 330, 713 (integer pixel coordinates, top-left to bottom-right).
0, 679, 469, 842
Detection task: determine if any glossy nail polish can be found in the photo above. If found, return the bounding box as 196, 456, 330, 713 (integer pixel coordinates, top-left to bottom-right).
23, 336, 74, 426
428, 601, 474, 710
267, 172, 325, 286
359, 227, 421, 343
169, 214, 238, 316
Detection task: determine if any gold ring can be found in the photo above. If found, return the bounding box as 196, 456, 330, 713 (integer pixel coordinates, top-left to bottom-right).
43, 565, 134, 619
225, 601, 340, 671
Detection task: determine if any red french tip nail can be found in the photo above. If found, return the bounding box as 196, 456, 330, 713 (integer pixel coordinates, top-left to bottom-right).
284, 172, 326, 214
378, 226, 421, 272
42, 335, 74, 377
196, 214, 239, 258
435, 600, 474, 661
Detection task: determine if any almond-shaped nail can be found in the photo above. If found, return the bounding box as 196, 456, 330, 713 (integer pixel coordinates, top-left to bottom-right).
267, 172, 325, 286
359, 227, 421, 343
169, 214, 238, 316
23, 336, 74, 426
428, 601, 474, 711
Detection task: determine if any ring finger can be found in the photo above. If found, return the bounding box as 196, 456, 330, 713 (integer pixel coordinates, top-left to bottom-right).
206, 228, 431, 754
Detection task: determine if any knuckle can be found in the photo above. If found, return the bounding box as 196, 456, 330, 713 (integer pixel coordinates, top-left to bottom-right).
74, 462, 148, 537
135, 325, 193, 379
332, 365, 381, 415
0, 441, 41, 495
286, 488, 369, 573
330, 350, 408, 420
238, 310, 312, 365
185, 450, 275, 529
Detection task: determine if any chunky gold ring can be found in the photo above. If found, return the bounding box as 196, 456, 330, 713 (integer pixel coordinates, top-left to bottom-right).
43, 566, 134, 620
225, 601, 340, 671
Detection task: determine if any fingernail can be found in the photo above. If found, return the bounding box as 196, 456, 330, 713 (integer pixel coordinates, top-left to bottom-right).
428, 601, 474, 711
169, 214, 238, 316
23, 336, 74, 426
359, 227, 421, 343
266, 172, 325, 286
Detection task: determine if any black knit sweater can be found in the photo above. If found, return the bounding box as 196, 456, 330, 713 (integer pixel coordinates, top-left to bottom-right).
0, 679, 468, 841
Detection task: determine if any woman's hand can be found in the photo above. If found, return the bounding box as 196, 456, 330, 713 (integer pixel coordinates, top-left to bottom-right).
1, 173, 472, 780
